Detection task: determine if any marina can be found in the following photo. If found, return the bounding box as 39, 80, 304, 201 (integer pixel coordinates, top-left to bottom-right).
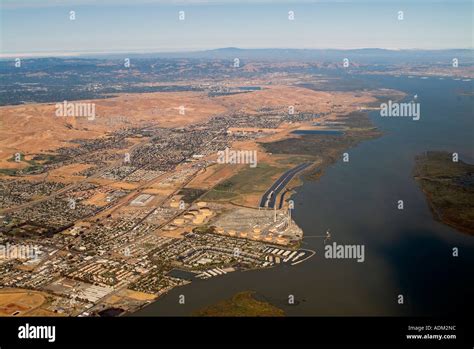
134, 75, 474, 317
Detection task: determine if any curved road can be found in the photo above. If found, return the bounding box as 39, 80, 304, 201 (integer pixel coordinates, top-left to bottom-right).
259, 162, 312, 209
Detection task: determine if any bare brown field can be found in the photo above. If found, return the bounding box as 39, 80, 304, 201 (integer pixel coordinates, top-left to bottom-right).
157, 228, 187, 239
104, 289, 156, 306
0, 288, 58, 317
187, 164, 244, 190
0, 91, 226, 166
120, 289, 156, 301
142, 187, 174, 195
83, 192, 109, 207
142, 186, 176, 197
43, 163, 93, 183
105, 181, 139, 190
239, 192, 265, 207
0, 85, 375, 168
27, 308, 59, 316
215, 85, 373, 116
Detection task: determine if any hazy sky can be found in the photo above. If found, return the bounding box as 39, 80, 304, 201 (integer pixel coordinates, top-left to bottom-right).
1, 0, 472, 56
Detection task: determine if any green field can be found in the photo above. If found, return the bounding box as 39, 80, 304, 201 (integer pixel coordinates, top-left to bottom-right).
193, 291, 284, 317
202, 163, 285, 203
414, 151, 474, 235
1, 155, 45, 176
177, 188, 207, 203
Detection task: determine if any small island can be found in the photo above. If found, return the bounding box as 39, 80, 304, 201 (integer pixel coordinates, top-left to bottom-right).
414, 151, 474, 235
193, 291, 285, 317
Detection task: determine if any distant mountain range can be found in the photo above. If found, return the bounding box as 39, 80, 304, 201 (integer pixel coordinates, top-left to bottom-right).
81, 47, 474, 64
1, 48, 472, 64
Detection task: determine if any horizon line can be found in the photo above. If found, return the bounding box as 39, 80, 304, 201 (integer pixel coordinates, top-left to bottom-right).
1, 47, 473, 59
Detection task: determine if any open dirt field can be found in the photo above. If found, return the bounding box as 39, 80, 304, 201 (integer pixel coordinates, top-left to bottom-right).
0, 85, 375, 168
187, 164, 243, 190
0, 288, 57, 316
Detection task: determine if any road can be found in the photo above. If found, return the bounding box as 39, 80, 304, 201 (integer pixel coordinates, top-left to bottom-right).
259, 162, 312, 209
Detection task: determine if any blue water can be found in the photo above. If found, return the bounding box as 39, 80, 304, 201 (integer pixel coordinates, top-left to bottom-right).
135, 75, 474, 317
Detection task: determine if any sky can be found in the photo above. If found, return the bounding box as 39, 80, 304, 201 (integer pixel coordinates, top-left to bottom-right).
1, 0, 472, 56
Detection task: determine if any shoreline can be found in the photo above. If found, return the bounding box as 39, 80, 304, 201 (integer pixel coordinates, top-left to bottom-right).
414, 151, 474, 236
128, 101, 390, 317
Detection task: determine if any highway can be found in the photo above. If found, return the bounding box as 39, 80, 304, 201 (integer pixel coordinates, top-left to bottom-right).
259, 162, 312, 209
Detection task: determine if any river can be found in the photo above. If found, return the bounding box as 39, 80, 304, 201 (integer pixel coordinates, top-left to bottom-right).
134, 75, 474, 316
